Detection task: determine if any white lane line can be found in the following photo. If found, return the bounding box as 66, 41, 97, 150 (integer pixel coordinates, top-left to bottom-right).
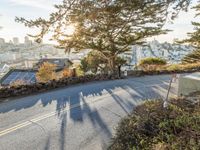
0, 89, 125, 137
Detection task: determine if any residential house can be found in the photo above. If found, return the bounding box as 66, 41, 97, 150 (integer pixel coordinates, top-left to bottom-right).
0, 69, 37, 86
0, 63, 10, 79
35, 58, 73, 71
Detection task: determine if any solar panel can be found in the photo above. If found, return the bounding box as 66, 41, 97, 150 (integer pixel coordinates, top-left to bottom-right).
2, 71, 36, 85
10, 72, 18, 76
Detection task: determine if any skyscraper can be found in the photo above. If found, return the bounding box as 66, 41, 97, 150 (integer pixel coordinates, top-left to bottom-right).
24, 36, 32, 45
0, 38, 5, 45
13, 37, 19, 45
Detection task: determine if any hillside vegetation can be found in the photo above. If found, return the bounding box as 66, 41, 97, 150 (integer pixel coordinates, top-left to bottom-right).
109, 93, 200, 150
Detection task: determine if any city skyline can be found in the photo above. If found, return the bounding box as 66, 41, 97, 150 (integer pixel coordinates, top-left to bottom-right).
0, 36, 36, 45
0, 0, 200, 43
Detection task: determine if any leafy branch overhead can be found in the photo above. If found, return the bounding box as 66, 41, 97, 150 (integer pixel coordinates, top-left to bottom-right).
179, 1, 200, 63
16, 0, 191, 72
179, 2, 200, 48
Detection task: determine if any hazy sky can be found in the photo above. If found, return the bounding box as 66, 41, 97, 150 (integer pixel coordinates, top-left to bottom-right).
0, 0, 199, 43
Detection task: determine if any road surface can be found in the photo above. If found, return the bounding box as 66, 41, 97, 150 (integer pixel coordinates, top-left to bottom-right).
0, 75, 178, 150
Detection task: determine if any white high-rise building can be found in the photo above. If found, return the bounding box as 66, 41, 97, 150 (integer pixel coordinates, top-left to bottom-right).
24, 36, 32, 45
131, 40, 194, 64
13, 37, 19, 45
0, 38, 5, 45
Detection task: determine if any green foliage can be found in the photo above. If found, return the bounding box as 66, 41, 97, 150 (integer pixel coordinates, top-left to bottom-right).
166, 64, 180, 71
109, 97, 200, 150
16, 0, 190, 72
139, 57, 167, 66
115, 57, 127, 66
166, 63, 200, 72
180, 2, 200, 64
75, 65, 84, 77
178, 2, 200, 53
182, 49, 200, 63
139, 57, 167, 71
80, 51, 106, 74
80, 51, 126, 74
80, 58, 88, 73
185, 8, 200, 47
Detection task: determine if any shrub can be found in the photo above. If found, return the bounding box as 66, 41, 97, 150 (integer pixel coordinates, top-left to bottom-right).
36, 62, 57, 83
62, 68, 74, 77
109, 96, 200, 150
166, 63, 200, 72
139, 57, 167, 71
166, 64, 181, 71
10, 79, 27, 87
182, 49, 200, 64
0, 74, 120, 99
183, 63, 200, 70
75, 65, 85, 76
139, 57, 167, 66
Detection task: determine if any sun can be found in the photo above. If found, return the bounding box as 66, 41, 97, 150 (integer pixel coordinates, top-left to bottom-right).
64, 24, 75, 36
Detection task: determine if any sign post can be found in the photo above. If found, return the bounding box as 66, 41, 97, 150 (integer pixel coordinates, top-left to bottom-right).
163, 74, 177, 108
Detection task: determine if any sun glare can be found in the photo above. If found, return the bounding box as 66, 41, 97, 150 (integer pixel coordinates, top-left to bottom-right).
64, 24, 75, 36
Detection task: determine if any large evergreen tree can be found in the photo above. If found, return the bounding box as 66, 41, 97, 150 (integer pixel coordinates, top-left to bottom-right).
182, 2, 200, 48
16, 0, 191, 73
182, 49, 200, 63
180, 1, 200, 63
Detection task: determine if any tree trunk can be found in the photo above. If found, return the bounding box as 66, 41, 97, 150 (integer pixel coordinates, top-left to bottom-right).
108, 56, 116, 75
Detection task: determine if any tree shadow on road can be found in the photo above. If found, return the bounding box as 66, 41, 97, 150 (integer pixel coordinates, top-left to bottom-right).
0, 76, 174, 150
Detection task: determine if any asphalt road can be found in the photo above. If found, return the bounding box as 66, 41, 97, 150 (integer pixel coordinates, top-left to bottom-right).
0, 75, 178, 150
